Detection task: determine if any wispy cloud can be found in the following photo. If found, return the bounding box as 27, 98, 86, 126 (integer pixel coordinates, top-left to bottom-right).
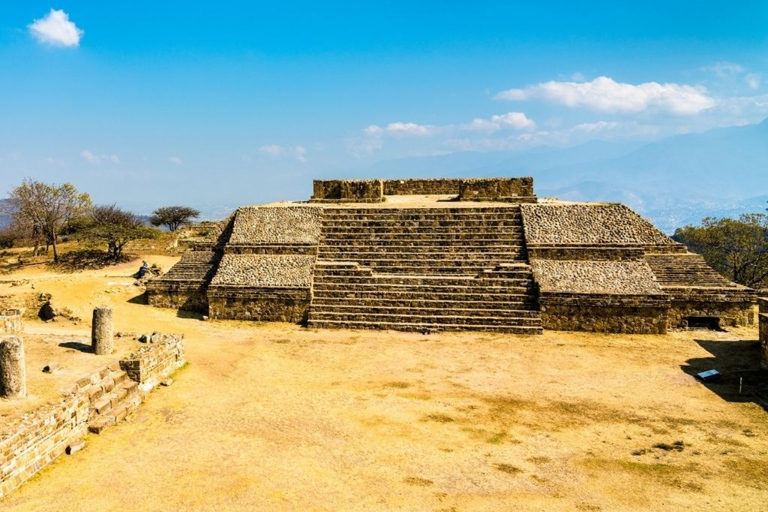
745, 73, 762, 90
257, 145, 307, 162
28, 9, 83, 47
168, 156, 183, 166
700, 61, 744, 78
363, 122, 438, 138
462, 112, 536, 132
80, 150, 119, 165
495, 76, 715, 115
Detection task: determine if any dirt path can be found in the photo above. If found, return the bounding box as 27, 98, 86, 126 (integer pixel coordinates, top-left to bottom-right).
1, 259, 767, 511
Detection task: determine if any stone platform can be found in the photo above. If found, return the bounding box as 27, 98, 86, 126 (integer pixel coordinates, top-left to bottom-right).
147, 177, 756, 334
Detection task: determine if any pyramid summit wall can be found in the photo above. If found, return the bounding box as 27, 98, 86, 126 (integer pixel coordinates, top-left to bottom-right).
147, 176, 757, 334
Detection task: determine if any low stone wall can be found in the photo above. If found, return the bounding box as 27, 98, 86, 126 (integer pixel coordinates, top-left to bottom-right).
0, 337, 186, 497
539, 295, 669, 334
119, 334, 186, 392
663, 288, 756, 327
759, 298, 767, 369
457, 177, 536, 202
0, 309, 23, 334
146, 281, 208, 313
382, 178, 464, 196
312, 177, 536, 202
208, 288, 311, 323
312, 179, 383, 202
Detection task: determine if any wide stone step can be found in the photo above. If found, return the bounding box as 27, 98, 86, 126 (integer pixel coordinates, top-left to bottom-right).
307, 319, 543, 335
310, 304, 540, 317
312, 276, 533, 288
321, 223, 523, 231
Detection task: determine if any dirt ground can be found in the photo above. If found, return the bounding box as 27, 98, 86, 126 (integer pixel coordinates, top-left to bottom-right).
1, 254, 767, 511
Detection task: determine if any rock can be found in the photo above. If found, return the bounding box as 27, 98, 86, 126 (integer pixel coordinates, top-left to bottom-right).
38, 301, 57, 321
150, 331, 163, 343
43, 363, 61, 374
138, 333, 151, 343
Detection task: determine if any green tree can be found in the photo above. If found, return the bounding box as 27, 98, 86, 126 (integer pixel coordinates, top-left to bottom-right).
86, 205, 159, 261
150, 206, 200, 231
673, 213, 768, 289
6, 180, 91, 263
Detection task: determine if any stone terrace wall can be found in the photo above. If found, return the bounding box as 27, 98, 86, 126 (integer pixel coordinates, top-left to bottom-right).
520, 203, 676, 248
312, 177, 536, 202
312, 180, 383, 203
758, 298, 767, 369
531, 260, 670, 334
0, 337, 186, 498
227, 205, 323, 247
208, 254, 315, 322
457, 177, 536, 202
0, 309, 23, 334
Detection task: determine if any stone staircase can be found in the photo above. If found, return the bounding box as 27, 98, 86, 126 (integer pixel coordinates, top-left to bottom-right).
645, 253, 741, 288
308, 207, 542, 334
75, 364, 142, 435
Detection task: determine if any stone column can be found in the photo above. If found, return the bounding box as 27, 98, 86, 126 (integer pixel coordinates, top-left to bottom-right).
0, 336, 26, 399
92, 307, 114, 355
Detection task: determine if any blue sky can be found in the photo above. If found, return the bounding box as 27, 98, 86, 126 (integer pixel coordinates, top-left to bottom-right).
1, 2, 766, 214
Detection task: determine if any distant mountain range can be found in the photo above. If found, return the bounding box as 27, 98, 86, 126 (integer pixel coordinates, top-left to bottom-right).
354, 118, 768, 232
2, 120, 766, 234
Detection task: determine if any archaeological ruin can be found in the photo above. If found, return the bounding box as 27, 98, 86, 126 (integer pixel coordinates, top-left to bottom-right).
146, 177, 757, 334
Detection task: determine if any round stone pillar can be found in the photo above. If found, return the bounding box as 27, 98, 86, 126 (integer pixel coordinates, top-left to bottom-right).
92, 307, 114, 355
0, 336, 26, 399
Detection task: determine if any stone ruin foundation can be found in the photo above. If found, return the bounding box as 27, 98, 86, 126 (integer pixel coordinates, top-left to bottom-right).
147, 177, 757, 334
0, 309, 23, 335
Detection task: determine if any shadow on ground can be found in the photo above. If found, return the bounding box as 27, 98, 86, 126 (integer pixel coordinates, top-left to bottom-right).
58, 341, 92, 353
681, 338, 768, 411
127, 292, 148, 305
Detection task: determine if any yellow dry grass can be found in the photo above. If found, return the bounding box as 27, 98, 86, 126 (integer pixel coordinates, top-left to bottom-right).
0, 254, 766, 511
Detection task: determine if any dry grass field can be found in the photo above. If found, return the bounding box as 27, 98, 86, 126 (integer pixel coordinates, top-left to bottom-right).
1, 252, 767, 511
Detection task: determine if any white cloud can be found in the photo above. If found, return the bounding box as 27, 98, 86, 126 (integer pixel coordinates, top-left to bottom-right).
80, 150, 120, 165
495, 76, 715, 115
364, 122, 437, 138
463, 112, 536, 132
168, 156, 183, 166
28, 9, 83, 47
257, 145, 307, 162
745, 73, 762, 90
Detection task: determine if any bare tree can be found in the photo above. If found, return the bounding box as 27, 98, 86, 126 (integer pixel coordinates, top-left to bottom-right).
7, 180, 91, 263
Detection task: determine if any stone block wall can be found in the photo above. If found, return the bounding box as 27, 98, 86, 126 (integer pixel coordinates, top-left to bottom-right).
382, 178, 464, 196
312, 179, 383, 202
312, 177, 536, 202
539, 299, 670, 334
0, 336, 186, 498
457, 177, 536, 202
146, 281, 209, 313
119, 334, 186, 392
0, 309, 23, 334
208, 288, 311, 323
